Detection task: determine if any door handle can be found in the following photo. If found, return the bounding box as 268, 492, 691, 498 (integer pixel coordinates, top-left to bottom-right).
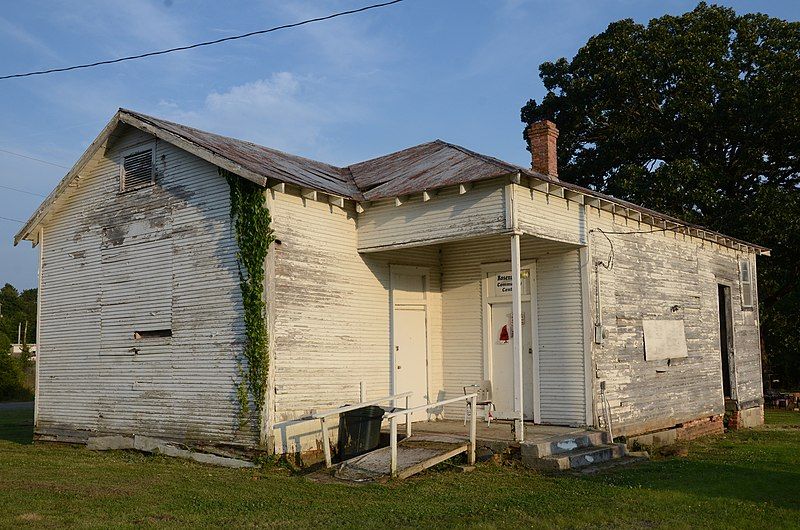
397, 365, 401, 370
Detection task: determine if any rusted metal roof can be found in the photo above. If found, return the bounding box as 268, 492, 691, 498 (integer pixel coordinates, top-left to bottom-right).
121, 112, 531, 201
349, 140, 525, 200
15, 108, 769, 254
122, 109, 361, 199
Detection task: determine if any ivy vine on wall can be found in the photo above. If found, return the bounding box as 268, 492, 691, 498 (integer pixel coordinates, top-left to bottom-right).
223, 169, 275, 430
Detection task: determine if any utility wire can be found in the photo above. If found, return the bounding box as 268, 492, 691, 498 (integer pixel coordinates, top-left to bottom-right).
0, 148, 69, 169
0, 0, 406, 80
0, 215, 24, 224
0, 184, 46, 197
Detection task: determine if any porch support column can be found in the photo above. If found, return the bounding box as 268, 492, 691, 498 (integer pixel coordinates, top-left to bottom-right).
510, 233, 525, 442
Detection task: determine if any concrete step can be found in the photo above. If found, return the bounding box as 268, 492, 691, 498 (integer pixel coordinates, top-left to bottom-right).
525, 443, 626, 471
520, 431, 607, 460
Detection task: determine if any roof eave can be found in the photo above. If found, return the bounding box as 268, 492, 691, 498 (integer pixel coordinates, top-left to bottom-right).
518, 169, 771, 256
14, 111, 124, 246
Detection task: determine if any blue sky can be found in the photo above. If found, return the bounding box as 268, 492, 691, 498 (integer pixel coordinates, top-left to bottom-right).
1, 0, 798, 289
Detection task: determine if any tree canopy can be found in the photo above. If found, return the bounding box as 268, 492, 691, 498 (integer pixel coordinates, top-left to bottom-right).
521, 2, 800, 388
0, 283, 37, 352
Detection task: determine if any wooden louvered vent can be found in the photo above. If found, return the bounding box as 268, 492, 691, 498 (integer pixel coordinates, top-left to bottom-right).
121, 148, 154, 190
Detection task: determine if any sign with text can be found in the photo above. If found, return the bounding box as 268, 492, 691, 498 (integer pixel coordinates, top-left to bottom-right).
488, 270, 530, 298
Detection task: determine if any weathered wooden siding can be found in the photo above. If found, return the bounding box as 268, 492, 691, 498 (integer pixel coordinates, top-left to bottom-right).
356, 179, 506, 251
439, 235, 586, 422
586, 207, 763, 435
37, 124, 246, 445
267, 190, 443, 453
514, 184, 586, 246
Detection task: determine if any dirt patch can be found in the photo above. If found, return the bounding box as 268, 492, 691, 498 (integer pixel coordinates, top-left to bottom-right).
17, 513, 43, 522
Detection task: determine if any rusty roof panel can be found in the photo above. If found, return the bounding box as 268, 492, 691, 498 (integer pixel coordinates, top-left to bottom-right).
122, 110, 361, 199
350, 140, 520, 200
19, 108, 754, 255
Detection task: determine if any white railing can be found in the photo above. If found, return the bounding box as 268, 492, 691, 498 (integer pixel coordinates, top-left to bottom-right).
309, 391, 413, 468
384, 393, 477, 477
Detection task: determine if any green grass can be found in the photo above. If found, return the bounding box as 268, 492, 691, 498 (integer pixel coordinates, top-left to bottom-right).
764, 408, 800, 426
0, 407, 798, 529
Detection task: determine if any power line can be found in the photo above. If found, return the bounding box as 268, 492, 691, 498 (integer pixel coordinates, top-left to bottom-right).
0, 148, 69, 169
0, 184, 46, 197
0, 0, 406, 81
0, 215, 24, 224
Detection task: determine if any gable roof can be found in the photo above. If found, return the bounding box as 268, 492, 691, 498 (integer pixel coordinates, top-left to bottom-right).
349, 140, 528, 200
124, 110, 359, 199
14, 108, 770, 255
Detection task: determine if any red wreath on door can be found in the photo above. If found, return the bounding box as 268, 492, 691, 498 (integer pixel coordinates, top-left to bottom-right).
499, 324, 509, 343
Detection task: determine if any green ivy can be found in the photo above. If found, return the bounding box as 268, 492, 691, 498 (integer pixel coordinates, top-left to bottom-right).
224, 169, 274, 431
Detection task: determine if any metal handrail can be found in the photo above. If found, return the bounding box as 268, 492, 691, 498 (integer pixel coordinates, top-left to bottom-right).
386, 393, 478, 477
313, 391, 413, 469
311, 391, 413, 419
384, 393, 477, 419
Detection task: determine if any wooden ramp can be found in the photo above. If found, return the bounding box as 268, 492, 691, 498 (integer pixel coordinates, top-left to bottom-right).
335, 434, 468, 481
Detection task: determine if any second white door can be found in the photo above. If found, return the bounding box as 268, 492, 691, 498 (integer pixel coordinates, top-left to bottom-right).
393, 306, 428, 420
489, 302, 534, 420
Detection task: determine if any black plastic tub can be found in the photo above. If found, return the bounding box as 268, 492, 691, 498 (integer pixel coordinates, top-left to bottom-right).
338, 405, 385, 460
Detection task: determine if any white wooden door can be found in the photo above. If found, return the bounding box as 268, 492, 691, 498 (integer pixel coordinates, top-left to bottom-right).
393, 306, 428, 420
489, 302, 533, 420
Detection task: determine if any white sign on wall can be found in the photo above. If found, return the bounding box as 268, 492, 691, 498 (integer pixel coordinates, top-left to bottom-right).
642, 319, 689, 360
488, 270, 530, 298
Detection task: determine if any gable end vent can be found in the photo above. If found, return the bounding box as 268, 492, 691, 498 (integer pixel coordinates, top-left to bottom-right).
121, 147, 155, 191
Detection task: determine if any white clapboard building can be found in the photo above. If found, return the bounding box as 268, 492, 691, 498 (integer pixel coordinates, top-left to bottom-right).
15, 109, 767, 455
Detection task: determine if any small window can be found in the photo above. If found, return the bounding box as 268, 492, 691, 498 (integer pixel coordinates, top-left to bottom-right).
739, 259, 753, 308
121, 147, 155, 191
134, 329, 172, 340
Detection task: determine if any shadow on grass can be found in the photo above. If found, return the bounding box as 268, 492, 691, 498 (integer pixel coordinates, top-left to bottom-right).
584, 448, 800, 512
0, 401, 34, 444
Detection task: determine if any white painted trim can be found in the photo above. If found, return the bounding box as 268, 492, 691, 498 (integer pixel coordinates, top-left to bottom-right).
262, 189, 277, 450
510, 234, 524, 440
389, 265, 432, 406
529, 261, 541, 424
34, 226, 43, 428
579, 244, 594, 427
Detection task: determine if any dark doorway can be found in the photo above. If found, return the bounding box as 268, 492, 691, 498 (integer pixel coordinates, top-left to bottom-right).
718, 284, 734, 398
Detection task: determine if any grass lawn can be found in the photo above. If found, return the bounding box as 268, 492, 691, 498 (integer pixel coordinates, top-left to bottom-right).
0, 407, 798, 529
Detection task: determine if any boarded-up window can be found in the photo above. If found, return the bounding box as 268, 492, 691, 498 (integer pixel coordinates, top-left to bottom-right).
100, 237, 172, 355
739, 259, 753, 308
121, 146, 155, 191
642, 319, 689, 361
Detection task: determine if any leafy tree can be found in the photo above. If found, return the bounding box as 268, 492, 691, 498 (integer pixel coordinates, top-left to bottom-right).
521, 2, 800, 388
0, 353, 33, 401
0, 283, 37, 348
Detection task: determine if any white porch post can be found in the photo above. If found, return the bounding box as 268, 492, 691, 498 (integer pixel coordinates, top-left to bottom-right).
510, 233, 524, 441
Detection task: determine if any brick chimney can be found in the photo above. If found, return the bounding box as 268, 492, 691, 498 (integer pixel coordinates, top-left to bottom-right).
526, 120, 559, 179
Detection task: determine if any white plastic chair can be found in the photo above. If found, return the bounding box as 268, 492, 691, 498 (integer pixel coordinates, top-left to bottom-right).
463, 381, 495, 427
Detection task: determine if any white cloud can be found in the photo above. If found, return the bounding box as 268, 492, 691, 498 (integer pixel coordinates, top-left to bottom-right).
262, 1, 401, 70
0, 16, 61, 60
52, 0, 189, 51
163, 72, 363, 160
